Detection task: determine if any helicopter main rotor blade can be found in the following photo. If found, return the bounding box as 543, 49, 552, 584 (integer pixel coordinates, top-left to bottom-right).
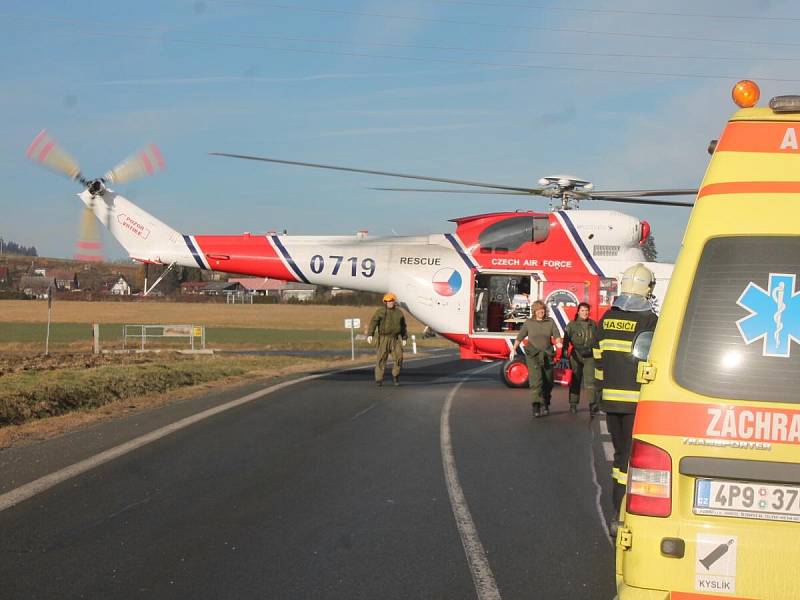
591, 189, 697, 197
588, 195, 694, 207
369, 187, 534, 194
210, 152, 541, 194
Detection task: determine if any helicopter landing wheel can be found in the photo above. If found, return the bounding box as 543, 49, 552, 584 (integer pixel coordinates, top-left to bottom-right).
501, 357, 529, 388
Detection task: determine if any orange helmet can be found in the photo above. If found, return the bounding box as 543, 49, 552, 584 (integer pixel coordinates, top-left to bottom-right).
383, 292, 397, 302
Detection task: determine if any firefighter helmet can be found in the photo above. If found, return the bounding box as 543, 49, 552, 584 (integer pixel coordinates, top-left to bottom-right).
619, 263, 655, 297
383, 292, 397, 302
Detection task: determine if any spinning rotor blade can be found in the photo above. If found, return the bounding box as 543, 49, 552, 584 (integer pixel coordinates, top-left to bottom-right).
370, 187, 532, 194
26, 130, 82, 181
105, 143, 165, 184
74, 205, 103, 262
210, 153, 542, 194
591, 188, 697, 198
588, 195, 694, 207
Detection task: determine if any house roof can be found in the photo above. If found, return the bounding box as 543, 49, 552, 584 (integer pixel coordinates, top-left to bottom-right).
282, 282, 317, 291
49, 270, 77, 281
202, 281, 245, 292
19, 275, 56, 290
228, 277, 285, 291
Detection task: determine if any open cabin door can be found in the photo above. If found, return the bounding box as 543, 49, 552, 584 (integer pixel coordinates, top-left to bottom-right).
472, 272, 535, 333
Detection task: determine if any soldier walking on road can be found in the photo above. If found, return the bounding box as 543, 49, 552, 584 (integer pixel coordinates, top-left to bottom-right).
511, 300, 562, 418
367, 292, 408, 386
594, 264, 658, 534
563, 302, 600, 415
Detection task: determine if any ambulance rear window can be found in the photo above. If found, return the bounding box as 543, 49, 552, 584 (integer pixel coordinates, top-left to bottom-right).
675, 236, 800, 403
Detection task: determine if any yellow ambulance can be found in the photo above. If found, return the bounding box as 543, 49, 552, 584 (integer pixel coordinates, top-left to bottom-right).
616, 81, 800, 599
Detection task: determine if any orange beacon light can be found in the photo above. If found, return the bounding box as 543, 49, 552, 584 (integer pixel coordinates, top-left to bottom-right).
732, 80, 760, 108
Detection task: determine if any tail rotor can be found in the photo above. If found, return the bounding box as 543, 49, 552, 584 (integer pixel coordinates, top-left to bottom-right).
25, 130, 165, 263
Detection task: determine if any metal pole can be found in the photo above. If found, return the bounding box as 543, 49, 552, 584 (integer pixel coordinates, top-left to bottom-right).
350, 323, 355, 360
412, 334, 417, 355
45, 290, 52, 356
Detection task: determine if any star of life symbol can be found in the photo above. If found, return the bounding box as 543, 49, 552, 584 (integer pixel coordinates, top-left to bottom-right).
736, 273, 800, 357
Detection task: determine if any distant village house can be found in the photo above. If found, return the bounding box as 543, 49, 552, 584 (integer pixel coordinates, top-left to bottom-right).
106, 275, 132, 296
19, 275, 57, 299
228, 278, 284, 298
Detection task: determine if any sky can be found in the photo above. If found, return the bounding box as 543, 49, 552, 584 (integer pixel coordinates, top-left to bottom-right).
1, 0, 799, 263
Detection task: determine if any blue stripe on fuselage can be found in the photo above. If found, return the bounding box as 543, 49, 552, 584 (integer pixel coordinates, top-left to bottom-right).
183, 235, 206, 269
445, 233, 477, 270
557, 211, 604, 277
270, 236, 310, 283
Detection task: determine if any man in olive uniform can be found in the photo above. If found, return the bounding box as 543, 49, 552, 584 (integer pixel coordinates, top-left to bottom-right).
511, 300, 562, 417
563, 302, 600, 415
367, 292, 408, 386
594, 264, 658, 530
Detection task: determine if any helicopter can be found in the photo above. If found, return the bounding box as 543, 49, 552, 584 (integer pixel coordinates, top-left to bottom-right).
26, 131, 696, 387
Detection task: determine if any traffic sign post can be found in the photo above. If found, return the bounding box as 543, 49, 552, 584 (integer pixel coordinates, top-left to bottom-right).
344, 318, 361, 360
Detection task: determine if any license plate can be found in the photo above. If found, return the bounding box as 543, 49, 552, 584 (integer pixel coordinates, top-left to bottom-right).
694, 479, 800, 523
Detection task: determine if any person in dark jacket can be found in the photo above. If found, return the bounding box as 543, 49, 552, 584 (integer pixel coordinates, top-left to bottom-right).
367, 292, 408, 386
563, 302, 600, 415
594, 264, 658, 533
511, 300, 562, 418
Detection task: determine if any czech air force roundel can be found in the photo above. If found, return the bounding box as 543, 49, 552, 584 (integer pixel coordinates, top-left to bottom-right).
433, 268, 462, 296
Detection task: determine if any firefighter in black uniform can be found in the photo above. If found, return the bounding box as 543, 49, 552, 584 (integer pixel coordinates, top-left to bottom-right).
593, 264, 658, 533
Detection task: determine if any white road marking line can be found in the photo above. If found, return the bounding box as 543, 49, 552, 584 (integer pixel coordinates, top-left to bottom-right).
603, 441, 615, 462
589, 440, 614, 547
440, 363, 502, 600
600, 418, 609, 435
589, 420, 615, 548
0, 352, 461, 512
351, 402, 377, 420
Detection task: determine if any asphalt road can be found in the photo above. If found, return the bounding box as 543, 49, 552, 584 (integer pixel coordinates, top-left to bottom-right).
0, 353, 616, 599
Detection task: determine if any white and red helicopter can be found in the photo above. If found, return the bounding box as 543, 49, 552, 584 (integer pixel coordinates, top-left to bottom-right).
26, 131, 695, 386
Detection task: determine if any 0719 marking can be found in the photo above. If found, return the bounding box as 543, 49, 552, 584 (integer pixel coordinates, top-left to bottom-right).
310, 255, 376, 278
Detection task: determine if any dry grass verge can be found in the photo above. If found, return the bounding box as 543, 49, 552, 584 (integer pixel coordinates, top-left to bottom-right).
0, 353, 368, 448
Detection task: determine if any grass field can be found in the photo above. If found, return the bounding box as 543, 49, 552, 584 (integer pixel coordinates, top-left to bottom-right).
0, 301, 450, 352
0, 301, 426, 329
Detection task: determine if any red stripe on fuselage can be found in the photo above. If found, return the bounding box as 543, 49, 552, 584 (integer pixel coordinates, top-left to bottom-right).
192, 235, 298, 281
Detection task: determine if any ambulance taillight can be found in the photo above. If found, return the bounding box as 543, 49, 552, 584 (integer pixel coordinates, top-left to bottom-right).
626, 440, 672, 517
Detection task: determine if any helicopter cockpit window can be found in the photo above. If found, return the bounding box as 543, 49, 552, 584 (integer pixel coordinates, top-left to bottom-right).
478, 216, 549, 252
